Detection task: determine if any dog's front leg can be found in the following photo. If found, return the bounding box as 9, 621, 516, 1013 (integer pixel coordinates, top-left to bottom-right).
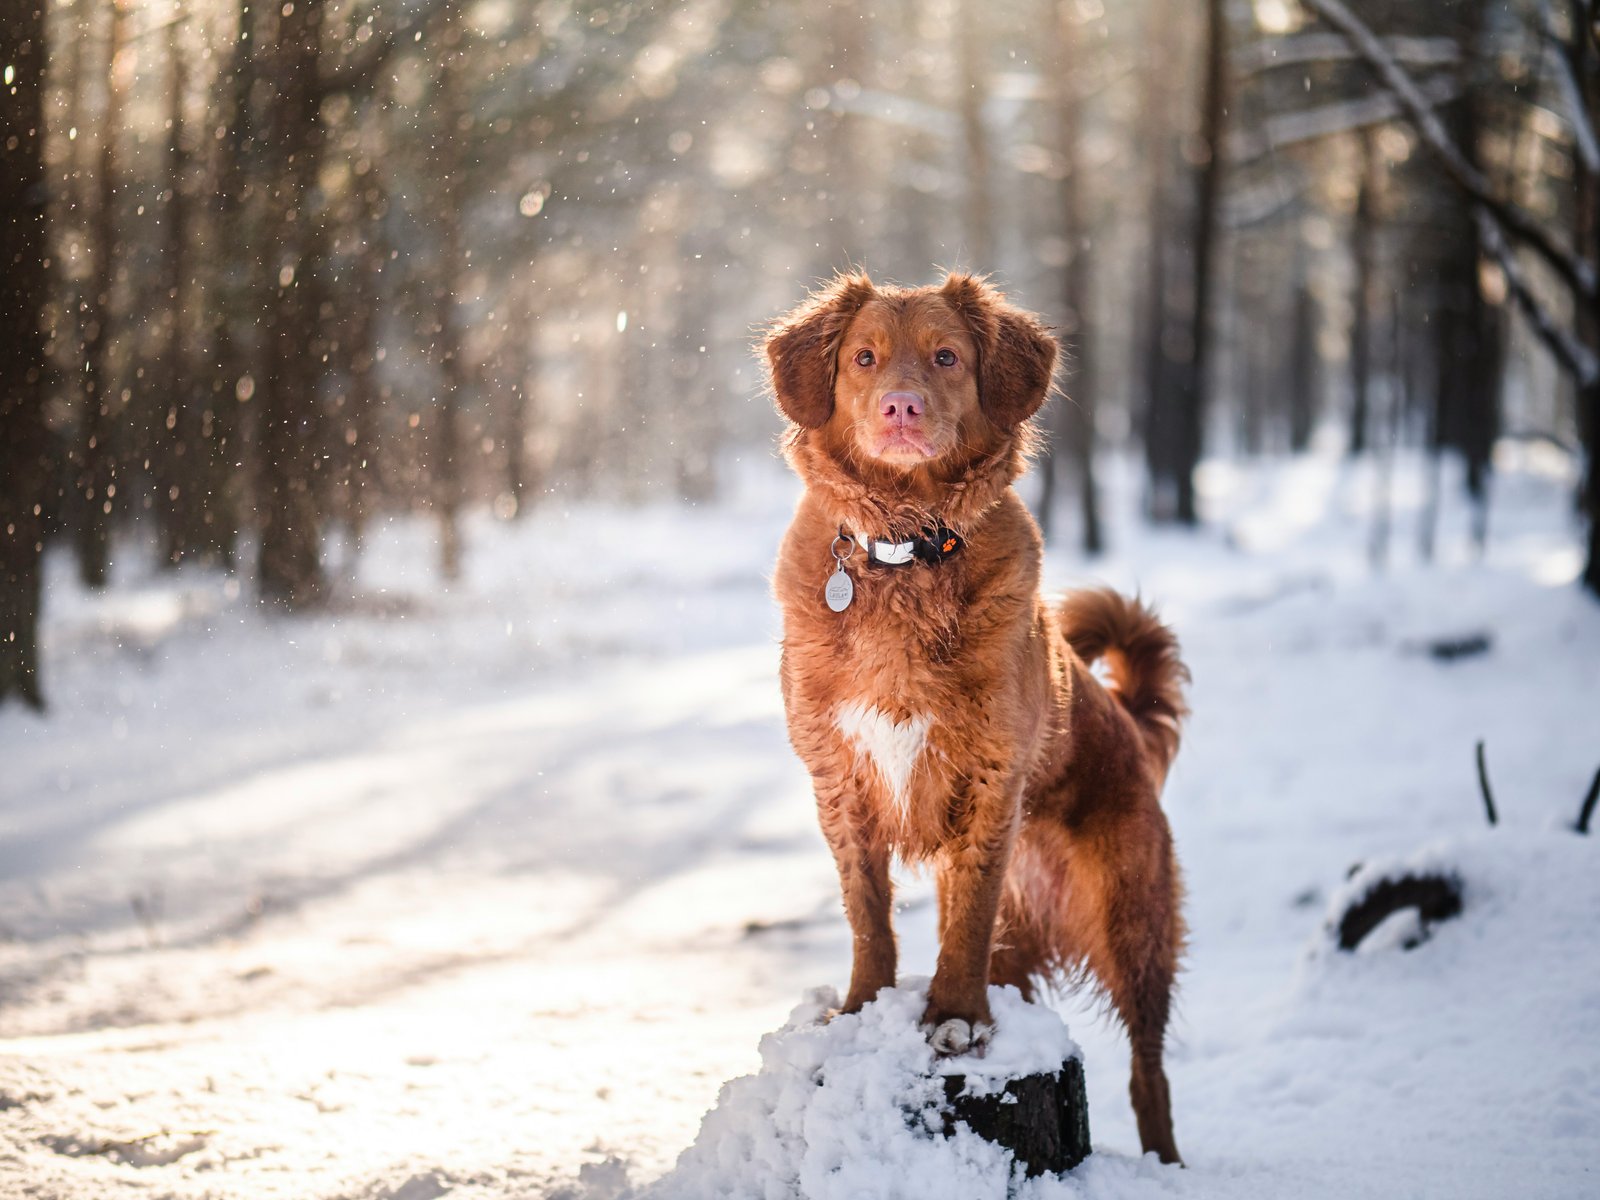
923, 783, 1021, 1054
817, 783, 896, 1013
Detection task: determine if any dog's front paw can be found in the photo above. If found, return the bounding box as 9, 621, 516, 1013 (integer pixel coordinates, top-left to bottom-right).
924, 1016, 995, 1057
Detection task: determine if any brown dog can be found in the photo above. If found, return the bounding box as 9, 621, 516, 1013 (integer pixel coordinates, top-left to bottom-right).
766, 271, 1188, 1164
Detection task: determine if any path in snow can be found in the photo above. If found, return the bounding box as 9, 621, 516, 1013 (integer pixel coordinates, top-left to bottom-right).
2, 449, 1596, 1198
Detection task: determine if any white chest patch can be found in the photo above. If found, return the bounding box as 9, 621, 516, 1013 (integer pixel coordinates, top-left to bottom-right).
835, 701, 933, 815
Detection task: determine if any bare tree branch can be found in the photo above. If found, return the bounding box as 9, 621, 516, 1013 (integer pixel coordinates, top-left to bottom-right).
1300, 0, 1597, 304
1228, 75, 1460, 164
1475, 740, 1499, 827
1234, 32, 1459, 77
1539, 0, 1600, 176
1578, 762, 1600, 834
1224, 177, 1303, 230
1476, 208, 1600, 386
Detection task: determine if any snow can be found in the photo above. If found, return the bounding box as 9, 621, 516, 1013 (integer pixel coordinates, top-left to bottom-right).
1, 444, 1598, 1198
651, 981, 1078, 1200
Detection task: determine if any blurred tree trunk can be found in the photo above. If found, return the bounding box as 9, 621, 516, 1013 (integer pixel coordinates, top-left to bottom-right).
1172, 0, 1227, 524
670, 235, 718, 503
1369, 292, 1405, 570
198, 0, 254, 572
75, 0, 128, 588
1241, 335, 1265, 455
504, 279, 535, 517
1288, 263, 1318, 452
883, 0, 939, 275
1582, 380, 1600, 595
342, 161, 387, 554
820, 0, 870, 266
956, 0, 995, 269
0, 0, 51, 708
1138, 0, 1177, 517
1348, 131, 1377, 456
1039, 0, 1101, 554
1575, 30, 1600, 596
431, 10, 468, 581
158, 8, 206, 566
1419, 314, 1444, 563
1430, 5, 1499, 551
53, 0, 87, 428
257, 0, 328, 606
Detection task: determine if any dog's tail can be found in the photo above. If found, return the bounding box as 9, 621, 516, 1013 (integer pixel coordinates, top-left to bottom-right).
1057, 588, 1189, 781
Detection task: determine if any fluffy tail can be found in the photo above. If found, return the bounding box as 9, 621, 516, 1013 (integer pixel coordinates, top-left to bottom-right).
1057, 588, 1189, 780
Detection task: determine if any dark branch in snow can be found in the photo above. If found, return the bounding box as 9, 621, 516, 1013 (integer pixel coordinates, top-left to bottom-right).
1336, 872, 1464, 951
1300, 0, 1597, 304
1476, 739, 1499, 828
1476, 209, 1600, 387
1538, 0, 1600, 177
1577, 764, 1600, 834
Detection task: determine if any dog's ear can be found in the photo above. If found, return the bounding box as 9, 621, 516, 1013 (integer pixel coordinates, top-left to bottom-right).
764, 273, 878, 429
940, 273, 1057, 428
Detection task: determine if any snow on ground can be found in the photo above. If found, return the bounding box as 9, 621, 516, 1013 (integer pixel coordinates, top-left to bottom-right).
654, 981, 1081, 1200
1, 443, 1597, 1199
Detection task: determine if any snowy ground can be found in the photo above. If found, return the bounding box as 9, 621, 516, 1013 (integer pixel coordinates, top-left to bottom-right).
2, 442, 1597, 1199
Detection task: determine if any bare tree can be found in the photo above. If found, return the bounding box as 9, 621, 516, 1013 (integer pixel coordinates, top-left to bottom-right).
1038, 0, 1102, 554
1348, 131, 1378, 456
1299, 0, 1600, 593
336, 154, 389, 554
157, 4, 207, 566
74, 0, 129, 588
255, 0, 332, 606
1138, 0, 1182, 519
1288, 257, 1319, 453
195, 0, 254, 571
819, 0, 872, 268
1173, 0, 1228, 524
0, 0, 50, 708
429, 7, 469, 581
956, 0, 996, 269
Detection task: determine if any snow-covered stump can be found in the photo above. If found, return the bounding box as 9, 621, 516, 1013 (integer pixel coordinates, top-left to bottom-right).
941, 1055, 1090, 1177
652, 982, 1091, 1198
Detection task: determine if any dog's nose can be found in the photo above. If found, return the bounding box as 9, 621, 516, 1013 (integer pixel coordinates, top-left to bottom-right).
880, 392, 924, 421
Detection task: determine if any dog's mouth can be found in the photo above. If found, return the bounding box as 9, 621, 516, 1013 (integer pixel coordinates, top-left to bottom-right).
866, 426, 939, 463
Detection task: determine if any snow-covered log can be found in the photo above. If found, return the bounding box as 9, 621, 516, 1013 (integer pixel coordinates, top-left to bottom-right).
940, 1056, 1090, 1177
1333, 867, 1464, 951
653, 983, 1092, 1197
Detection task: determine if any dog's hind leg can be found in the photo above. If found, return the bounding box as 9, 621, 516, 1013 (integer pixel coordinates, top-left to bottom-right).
1122, 962, 1181, 1166
1055, 810, 1185, 1165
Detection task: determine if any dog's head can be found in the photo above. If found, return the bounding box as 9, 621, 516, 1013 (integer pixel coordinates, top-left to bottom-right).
764, 272, 1057, 473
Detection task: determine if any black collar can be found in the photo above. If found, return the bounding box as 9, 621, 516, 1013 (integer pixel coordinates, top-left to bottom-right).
854, 525, 965, 568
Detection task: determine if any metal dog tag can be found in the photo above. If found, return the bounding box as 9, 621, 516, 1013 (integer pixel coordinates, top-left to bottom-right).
825, 563, 854, 612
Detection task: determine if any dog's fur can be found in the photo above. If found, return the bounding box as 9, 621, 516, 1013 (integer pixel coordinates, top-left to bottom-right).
766, 272, 1189, 1164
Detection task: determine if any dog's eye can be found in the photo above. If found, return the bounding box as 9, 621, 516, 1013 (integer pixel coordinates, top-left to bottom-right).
934, 348, 958, 367
854, 348, 876, 367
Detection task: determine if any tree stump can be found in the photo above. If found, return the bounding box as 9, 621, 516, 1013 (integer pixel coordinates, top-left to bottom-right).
941, 1057, 1091, 1177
